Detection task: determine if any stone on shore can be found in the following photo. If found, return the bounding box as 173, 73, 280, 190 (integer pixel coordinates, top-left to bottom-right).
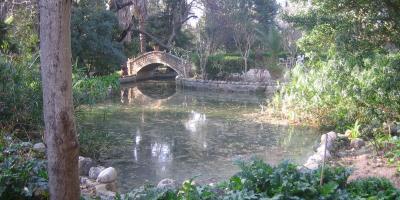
79, 156, 96, 176
89, 166, 106, 180
157, 178, 176, 189
97, 167, 117, 183
350, 138, 365, 149
304, 132, 337, 170
33, 143, 46, 153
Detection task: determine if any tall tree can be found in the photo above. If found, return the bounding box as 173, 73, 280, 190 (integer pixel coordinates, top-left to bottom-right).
39, 0, 80, 199
109, 0, 134, 44
134, 0, 147, 53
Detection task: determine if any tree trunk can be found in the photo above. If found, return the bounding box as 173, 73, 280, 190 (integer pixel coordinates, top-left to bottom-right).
134, 0, 147, 53
115, 0, 134, 44
244, 57, 248, 73
39, 0, 80, 199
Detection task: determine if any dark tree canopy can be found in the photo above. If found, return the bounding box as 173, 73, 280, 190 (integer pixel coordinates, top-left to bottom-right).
71, 0, 126, 75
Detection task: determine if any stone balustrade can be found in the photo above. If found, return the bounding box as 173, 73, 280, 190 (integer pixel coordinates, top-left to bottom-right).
176, 77, 279, 94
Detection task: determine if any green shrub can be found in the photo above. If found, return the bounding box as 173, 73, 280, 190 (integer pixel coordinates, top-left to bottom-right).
0, 56, 43, 130
348, 177, 400, 199
124, 159, 400, 199
0, 135, 48, 199
72, 71, 120, 107
270, 52, 400, 131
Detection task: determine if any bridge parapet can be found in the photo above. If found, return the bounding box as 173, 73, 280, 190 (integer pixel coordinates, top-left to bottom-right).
126, 51, 192, 78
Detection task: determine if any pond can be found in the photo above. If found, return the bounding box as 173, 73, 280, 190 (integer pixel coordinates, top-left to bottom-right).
77, 80, 320, 193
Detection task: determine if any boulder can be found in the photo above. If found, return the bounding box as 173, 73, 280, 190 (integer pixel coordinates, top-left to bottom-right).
157, 178, 176, 189
97, 167, 117, 183
89, 166, 106, 180
350, 138, 365, 149
79, 156, 96, 176
316, 146, 332, 159
33, 143, 46, 153
320, 131, 337, 150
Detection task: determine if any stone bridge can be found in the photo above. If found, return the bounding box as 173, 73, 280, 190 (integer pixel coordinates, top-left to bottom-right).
125, 51, 192, 81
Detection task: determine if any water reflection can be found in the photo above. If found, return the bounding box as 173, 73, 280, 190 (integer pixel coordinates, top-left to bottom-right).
78, 80, 320, 193
185, 111, 207, 133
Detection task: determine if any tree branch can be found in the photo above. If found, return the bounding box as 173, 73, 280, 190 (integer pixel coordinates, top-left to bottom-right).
117, 21, 172, 50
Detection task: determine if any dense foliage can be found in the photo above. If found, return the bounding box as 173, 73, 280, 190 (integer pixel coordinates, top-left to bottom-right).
72, 69, 120, 107
0, 10, 42, 130
71, 0, 126, 75
270, 0, 400, 130
0, 135, 48, 199
125, 159, 400, 199
192, 52, 285, 80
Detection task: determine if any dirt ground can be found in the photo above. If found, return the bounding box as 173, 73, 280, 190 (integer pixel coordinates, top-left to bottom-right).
331, 146, 400, 189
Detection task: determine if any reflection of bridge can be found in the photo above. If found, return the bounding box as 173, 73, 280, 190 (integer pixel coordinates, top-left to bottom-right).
124, 51, 193, 82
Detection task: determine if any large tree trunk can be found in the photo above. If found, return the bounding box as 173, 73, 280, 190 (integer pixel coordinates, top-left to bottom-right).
112, 0, 134, 44
39, 0, 80, 199
134, 0, 147, 53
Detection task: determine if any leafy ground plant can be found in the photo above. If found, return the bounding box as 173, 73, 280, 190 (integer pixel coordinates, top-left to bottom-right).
0, 134, 48, 200
123, 159, 400, 200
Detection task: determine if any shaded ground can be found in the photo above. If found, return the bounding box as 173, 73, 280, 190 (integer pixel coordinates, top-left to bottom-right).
330, 145, 400, 189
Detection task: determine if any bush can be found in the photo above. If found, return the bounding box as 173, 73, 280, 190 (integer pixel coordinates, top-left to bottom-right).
72, 70, 120, 107
192, 51, 285, 80
124, 159, 400, 199
270, 52, 400, 130
0, 10, 42, 131
0, 135, 48, 199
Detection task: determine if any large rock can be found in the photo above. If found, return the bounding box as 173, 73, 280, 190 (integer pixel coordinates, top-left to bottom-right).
79, 156, 95, 176
320, 131, 337, 151
316, 146, 332, 159
97, 167, 117, 183
242, 69, 271, 82
33, 143, 46, 153
89, 166, 106, 180
350, 138, 365, 149
157, 178, 176, 189
304, 132, 337, 170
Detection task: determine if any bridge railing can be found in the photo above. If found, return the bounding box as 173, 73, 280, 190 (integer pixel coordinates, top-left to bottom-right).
127, 51, 192, 77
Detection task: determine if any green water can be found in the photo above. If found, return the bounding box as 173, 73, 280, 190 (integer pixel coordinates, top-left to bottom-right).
77, 80, 320, 193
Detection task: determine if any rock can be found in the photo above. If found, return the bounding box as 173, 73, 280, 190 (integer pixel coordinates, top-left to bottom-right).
33, 143, 46, 153
80, 176, 90, 185
350, 138, 365, 149
303, 153, 323, 170
320, 132, 337, 151
316, 146, 332, 159
80, 176, 99, 188
105, 182, 117, 192
95, 184, 116, 200
97, 167, 117, 183
336, 151, 347, 158
79, 156, 96, 176
389, 122, 398, 135
89, 166, 106, 180
20, 142, 33, 151
21, 142, 33, 147
157, 178, 176, 189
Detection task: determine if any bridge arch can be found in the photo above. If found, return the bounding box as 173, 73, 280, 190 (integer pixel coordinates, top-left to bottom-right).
126, 51, 192, 79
